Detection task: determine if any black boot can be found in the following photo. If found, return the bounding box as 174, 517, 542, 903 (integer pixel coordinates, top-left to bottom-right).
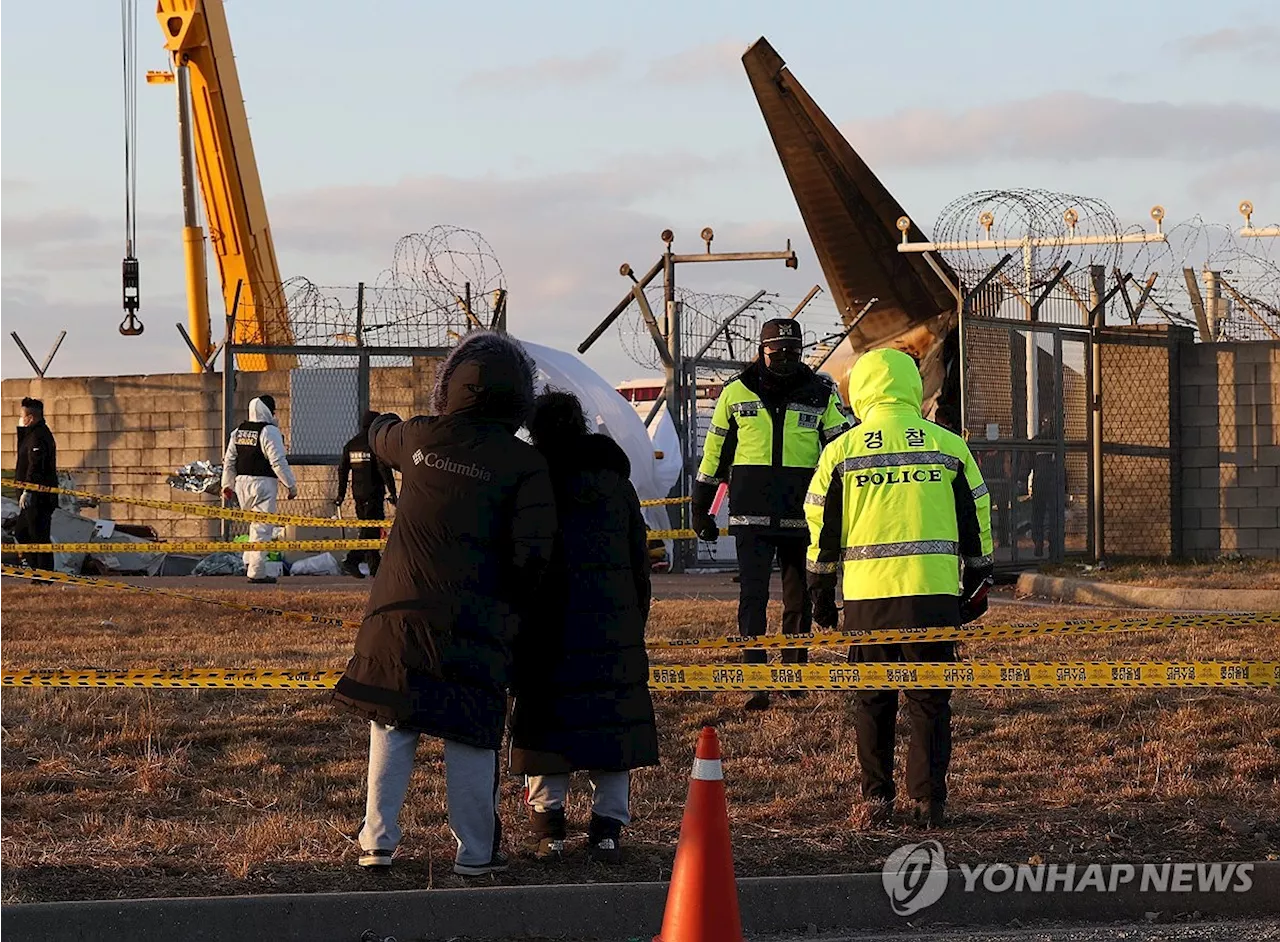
912, 800, 947, 829
587, 813, 623, 864
528, 807, 566, 860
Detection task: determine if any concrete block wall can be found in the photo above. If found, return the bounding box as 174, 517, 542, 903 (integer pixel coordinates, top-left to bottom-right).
3, 373, 227, 540
1178, 341, 1280, 559
2, 359, 439, 541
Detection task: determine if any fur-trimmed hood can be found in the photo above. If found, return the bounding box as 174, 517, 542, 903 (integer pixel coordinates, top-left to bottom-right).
432, 331, 537, 429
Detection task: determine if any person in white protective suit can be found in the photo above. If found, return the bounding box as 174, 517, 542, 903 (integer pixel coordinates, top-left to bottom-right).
220, 396, 298, 583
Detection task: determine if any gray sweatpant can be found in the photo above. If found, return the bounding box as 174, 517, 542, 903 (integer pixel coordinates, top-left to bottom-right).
525, 770, 631, 825
359, 722, 499, 867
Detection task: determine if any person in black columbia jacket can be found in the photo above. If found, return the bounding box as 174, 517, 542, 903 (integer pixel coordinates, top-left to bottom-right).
333, 332, 557, 877
12, 397, 59, 574
335, 410, 398, 578
509, 390, 658, 864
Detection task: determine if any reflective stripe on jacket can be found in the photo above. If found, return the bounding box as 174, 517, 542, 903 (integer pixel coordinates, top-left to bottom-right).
804, 349, 993, 617
694, 363, 850, 534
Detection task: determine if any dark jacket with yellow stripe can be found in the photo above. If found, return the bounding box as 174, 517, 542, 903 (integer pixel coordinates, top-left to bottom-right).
693, 362, 850, 537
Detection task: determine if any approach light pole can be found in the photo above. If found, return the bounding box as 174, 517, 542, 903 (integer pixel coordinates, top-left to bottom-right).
579, 228, 799, 572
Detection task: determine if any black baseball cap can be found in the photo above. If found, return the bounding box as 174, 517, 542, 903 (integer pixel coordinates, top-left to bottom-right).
760, 318, 802, 347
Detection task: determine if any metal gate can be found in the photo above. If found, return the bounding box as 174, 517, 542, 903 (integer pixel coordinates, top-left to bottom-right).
963, 318, 1091, 566
1095, 327, 1187, 558
964, 316, 1189, 564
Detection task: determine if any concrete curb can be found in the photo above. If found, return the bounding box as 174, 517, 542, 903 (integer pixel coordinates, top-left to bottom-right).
1015, 573, 1280, 612
4, 862, 1277, 942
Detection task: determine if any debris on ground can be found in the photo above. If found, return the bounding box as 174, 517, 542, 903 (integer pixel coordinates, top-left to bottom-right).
289, 553, 341, 577
191, 552, 247, 576
168, 461, 222, 495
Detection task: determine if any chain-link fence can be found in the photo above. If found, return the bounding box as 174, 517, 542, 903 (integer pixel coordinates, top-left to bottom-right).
1097, 326, 1192, 558
963, 295, 1195, 562
963, 319, 1087, 565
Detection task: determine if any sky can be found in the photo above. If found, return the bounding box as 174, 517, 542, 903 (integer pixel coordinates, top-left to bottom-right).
2, 0, 1278, 383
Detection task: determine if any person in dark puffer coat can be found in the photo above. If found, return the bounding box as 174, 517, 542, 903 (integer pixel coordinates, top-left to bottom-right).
509, 389, 658, 863
333, 331, 557, 877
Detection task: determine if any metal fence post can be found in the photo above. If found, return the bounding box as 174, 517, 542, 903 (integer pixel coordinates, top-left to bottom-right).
356, 282, 370, 419
220, 280, 241, 541
664, 248, 688, 574
1089, 265, 1106, 562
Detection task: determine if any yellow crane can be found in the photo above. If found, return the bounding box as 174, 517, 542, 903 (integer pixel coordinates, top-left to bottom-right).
146, 0, 293, 371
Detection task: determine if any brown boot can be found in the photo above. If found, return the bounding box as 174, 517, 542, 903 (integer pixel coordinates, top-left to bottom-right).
744, 692, 771, 712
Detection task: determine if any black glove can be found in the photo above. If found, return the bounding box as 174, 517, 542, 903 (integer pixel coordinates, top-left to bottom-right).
693, 512, 719, 542
960, 572, 992, 624
811, 584, 839, 629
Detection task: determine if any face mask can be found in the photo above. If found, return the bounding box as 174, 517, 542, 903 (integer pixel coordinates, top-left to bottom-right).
764, 346, 801, 376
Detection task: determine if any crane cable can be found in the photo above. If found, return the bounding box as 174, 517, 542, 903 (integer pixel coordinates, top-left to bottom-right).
119, 0, 143, 335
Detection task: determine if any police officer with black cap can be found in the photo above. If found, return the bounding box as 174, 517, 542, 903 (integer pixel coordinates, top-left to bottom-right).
691, 319, 851, 710
335, 410, 398, 578
13, 396, 59, 575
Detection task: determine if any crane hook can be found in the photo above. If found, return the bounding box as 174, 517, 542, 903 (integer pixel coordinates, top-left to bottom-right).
120, 255, 144, 335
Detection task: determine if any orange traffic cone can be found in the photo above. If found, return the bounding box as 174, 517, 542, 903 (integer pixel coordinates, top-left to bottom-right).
654, 726, 743, 942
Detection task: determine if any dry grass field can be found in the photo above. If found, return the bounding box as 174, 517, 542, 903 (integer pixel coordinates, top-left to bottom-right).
1, 579, 1277, 903
1042, 557, 1280, 590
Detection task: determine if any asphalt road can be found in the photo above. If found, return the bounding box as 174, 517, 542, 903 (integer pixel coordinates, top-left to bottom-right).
753, 919, 1280, 942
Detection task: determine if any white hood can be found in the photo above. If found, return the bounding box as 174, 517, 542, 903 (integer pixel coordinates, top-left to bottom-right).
249, 397, 278, 425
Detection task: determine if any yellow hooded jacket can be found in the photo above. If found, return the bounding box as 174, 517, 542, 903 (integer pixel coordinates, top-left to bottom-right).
804, 349, 993, 628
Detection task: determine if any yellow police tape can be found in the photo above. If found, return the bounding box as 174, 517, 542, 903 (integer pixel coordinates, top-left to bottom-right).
0, 566, 355, 629
12, 482, 686, 527
13, 482, 393, 528
646, 660, 1279, 690
649, 528, 709, 540
8, 539, 383, 554
649, 611, 1280, 649
2, 660, 1275, 690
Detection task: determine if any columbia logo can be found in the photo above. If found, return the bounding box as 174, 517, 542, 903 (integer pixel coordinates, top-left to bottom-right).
412, 449, 425, 466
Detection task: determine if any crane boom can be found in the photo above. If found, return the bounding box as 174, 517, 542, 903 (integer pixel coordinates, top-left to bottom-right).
155, 0, 293, 371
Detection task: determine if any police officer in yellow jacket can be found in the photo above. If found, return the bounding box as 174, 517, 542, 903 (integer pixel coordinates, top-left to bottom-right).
804, 349, 993, 827
692, 318, 851, 710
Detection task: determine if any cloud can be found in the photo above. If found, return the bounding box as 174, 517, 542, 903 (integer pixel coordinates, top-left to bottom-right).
841, 93, 1280, 166
2, 211, 109, 248
645, 40, 746, 85
3, 153, 811, 383
459, 50, 621, 92
1, 282, 189, 380
1187, 152, 1278, 206
264, 158, 808, 379
1169, 25, 1280, 61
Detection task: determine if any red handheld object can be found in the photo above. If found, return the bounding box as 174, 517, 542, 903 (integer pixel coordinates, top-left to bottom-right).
710, 481, 728, 516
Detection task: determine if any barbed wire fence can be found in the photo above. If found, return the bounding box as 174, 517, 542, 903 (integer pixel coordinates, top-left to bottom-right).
263, 226, 508, 364
1122, 216, 1280, 341
616, 287, 848, 376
